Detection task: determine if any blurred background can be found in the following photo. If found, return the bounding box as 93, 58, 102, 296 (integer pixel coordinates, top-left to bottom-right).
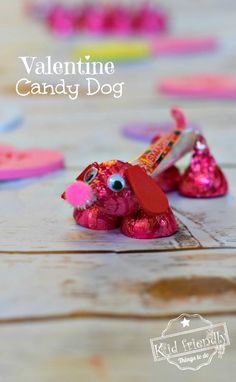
0, 0, 235, 166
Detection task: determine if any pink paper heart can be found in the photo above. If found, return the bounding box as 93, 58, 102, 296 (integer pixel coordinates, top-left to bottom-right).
158, 74, 236, 99
0, 145, 64, 180
150, 37, 217, 55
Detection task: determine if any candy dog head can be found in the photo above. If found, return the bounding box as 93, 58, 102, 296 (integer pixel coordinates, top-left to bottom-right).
62, 160, 169, 217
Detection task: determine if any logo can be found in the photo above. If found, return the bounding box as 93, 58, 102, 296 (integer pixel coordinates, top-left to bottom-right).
150, 313, 230, 371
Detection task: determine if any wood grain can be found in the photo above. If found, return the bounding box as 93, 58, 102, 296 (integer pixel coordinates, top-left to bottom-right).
0, 248, 236, 321
0, 316, 235, 382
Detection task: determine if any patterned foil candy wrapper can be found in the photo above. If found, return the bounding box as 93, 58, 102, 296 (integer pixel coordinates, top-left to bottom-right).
132, 124, 197, 176
179, 135, 228, 198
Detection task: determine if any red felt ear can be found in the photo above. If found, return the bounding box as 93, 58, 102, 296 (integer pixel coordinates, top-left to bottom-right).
125, 165, 169, 215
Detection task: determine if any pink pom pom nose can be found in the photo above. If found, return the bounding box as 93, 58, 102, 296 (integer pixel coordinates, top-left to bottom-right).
63, 181, 94, 208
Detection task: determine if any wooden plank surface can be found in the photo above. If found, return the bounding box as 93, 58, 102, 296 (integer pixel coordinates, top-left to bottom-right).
0, 249, 236, 321
0, 0, 236, 381
0, 316, 235, 382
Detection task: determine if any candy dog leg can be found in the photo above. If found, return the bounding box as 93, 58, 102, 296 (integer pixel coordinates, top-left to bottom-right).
121, 207, 177, 239
74, 205, 120, 230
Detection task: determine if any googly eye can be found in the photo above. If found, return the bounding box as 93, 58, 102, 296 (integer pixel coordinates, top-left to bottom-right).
107, 174, 126, 192
84, 167, 98, 184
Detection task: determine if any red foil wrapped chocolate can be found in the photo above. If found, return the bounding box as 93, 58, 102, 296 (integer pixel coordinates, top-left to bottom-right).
121, 207, 177, 239
155, 165, 181, 193
179, 135, 228, 198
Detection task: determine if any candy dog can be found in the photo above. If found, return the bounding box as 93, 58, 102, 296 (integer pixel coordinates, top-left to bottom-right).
62, 108, 227, 239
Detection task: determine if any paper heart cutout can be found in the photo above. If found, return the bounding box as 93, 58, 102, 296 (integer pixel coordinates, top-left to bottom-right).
122, 122, 172, 142
0, 145, 64, 180
151, 37, 217, 55
158, 74, 236, 99
0, 144, 15, 153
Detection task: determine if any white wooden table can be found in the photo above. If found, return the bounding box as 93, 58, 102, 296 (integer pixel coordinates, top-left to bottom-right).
0, 0, 236, 380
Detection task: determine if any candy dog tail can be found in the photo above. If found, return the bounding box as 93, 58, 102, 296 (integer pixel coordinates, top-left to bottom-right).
171, 107, 186, 130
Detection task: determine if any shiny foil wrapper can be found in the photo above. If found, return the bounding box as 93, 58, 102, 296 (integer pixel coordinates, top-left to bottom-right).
121, 207, 177, 239
73, 205, 120, 230
155, 165, 181, 193
154, 126, 197, 175
132, 125, 197, 176
179, 135, 228, 198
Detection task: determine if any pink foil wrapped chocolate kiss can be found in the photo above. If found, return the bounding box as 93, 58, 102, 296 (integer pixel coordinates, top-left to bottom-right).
179, 135, 228, 198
